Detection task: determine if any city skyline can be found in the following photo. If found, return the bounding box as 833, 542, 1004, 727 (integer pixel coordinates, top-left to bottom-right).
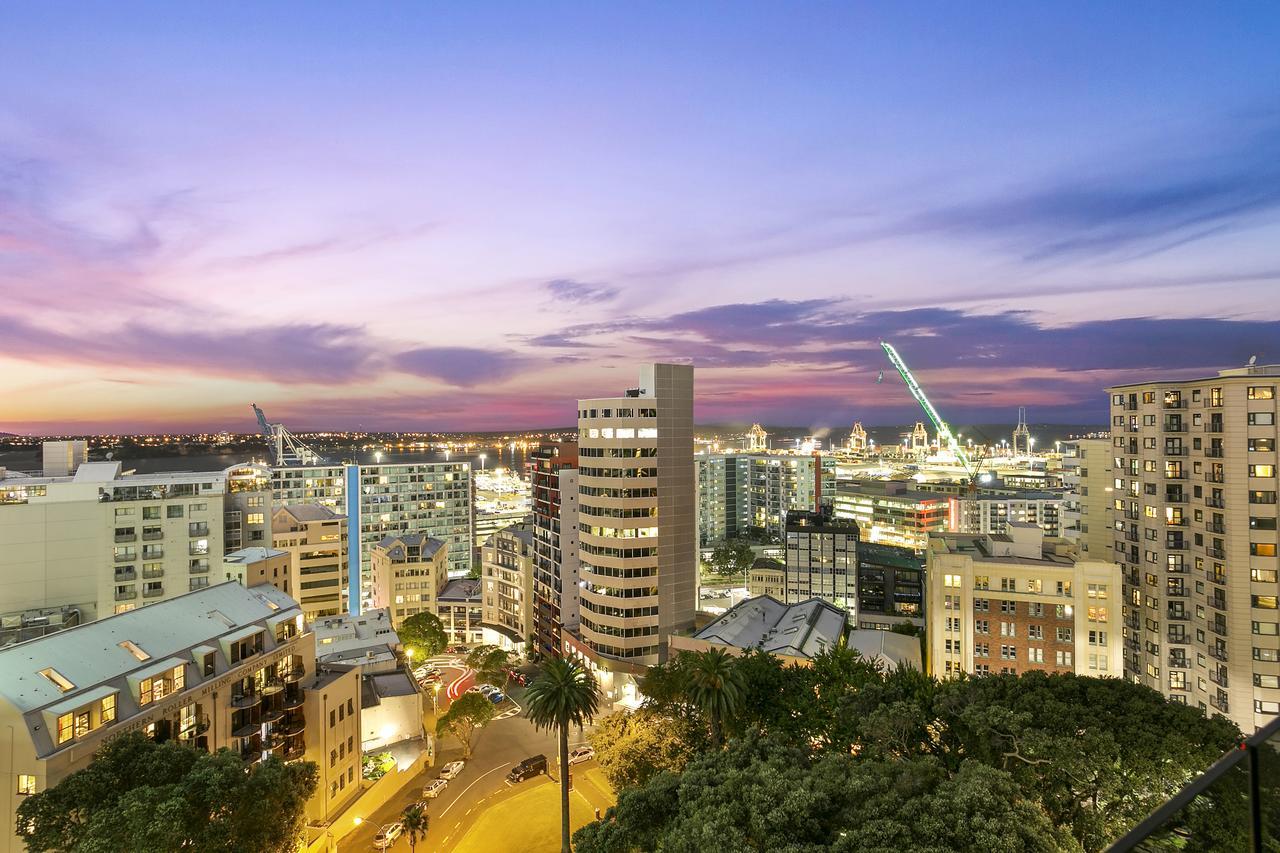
4, 4, 1280, 433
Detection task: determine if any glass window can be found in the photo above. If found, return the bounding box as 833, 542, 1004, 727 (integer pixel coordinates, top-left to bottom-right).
101, 694, 116, 723
56, 713, 73, 744
16, 775, 35, 795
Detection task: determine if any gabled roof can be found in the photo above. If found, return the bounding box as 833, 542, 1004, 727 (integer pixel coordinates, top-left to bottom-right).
694, 595, 847, 660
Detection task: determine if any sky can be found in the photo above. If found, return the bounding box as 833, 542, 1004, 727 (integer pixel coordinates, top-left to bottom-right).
2, 3, 1280, 434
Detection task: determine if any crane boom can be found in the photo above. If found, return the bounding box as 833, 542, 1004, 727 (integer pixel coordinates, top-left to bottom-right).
251, 403, 273, 438
248, 403, 326, 467
879, 341, 976, 476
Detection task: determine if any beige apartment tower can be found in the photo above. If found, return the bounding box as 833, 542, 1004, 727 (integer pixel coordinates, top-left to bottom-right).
571, 363, 696, 682
1061, 438, 1114, 560
481, 523, 535, 651
927, 524, 1124, 680
369, 534, 449, 628
272, 505, 348, 621
1107, 364, 1280, 733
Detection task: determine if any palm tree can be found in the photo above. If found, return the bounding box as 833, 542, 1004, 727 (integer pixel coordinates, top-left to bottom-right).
400, 802, 429, 852
524, 658, 600, 853
685, 648, 745, 747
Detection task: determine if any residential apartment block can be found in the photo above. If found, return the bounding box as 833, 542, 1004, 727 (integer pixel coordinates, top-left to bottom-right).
481, 523, 535, 651
927, 524, 1123, 680
272, 504, 348, 621
950, 491, 1064, 537
1107, 365, 1280, 732
570, 363, 696, 696
0, 460, 272, 629
369, 534, 449, 629
783, 508, 859, 613
747, 557, 786, 600
856, 541, 925, 630
695, 453, 833, 547
0, 582, 363, 853
530, 443, 580, 659
271, 461, 473, 614
1061, 438, 1113, 560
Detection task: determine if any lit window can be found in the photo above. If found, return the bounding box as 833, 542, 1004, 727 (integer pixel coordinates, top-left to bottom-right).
56, 714, 73, 744
16, 775, 35, 795
118, 640, 150, 661
39, 668, 75, 693
101, 694, 116, 723
140, 678, 154, 706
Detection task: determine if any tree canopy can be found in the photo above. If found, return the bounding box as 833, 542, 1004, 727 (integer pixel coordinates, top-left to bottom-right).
435, 692, 496, 759
466, 644, 515, 686
18, 732, 317, 853
706, 539, 755, 577
398, 611, 448, 657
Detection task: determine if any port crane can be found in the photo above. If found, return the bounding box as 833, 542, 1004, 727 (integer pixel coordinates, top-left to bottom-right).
878, 341, 986, 491
251, 403, 326, 467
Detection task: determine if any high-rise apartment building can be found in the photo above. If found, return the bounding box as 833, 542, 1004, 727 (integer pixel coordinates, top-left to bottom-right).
568, 363, 696, 695
927, 524, 1123, 680
369, 534, 449, 628
696, 453, 833, 547
270, 461, 472, 614
1106, 365, 1280, 732
480, 523, 535, 651
0, 461, 272, 627
272, 504, 347, 621
856, 541, 925, 630
1061, 438, 1113, 560
0, 582, 363, 852
832, 479, 949, 552
783, 508, 859, 613
950, 491, 1063, 537
530, 443, 580, 659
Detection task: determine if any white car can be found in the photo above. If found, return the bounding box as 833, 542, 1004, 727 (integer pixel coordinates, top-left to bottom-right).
373, 822, 403, 849
477, 683, 499, 696
422, 778, 448, 798
439, 760, 465, 780
568, 746, 595, 765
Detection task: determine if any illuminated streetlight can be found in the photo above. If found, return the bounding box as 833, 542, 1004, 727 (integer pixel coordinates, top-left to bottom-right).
479, 453, 487, 470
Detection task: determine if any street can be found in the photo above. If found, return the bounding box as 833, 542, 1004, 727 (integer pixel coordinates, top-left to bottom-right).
339, 656, 607, 852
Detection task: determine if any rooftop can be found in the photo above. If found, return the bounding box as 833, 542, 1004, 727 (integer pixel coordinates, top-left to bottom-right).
694, 595, 847, 660
929, 523, 1080, 565
374, 534, 446, 560
439, 578, 481, 602
846, 629, 922, 671
1108, 363, 1280, 389
224, 547, 288, 564
275, 503, 344, 523
313, 608, 400, 665
0, 582, 299, 714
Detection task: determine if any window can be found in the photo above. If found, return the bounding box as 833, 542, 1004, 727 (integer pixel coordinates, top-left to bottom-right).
1000, 645, 1016, 660
1255, 674, 1280, 689
1087, 583, 1108, 599
1252, 466, 1277, 479
974, 575, 989, 590
143, 506, 160, 520
1250, 439, 1276, 452
167, 505, 184, 518
943, 574, 961, 588
1249, 412, 1276, 426
975, 619, 989, 634
246, 513, 264, 525
1253, 544, 1278, 558
1253, 595, 1278, 610
101, 693, 116, 723
973, 598, 989, 612
1028, 625, 1043, 640
1254, 569, 1279, 583
56, 713, 73, 744
74, 711, 90, 739
1055, 650, 1073, 667
39, 668, 75, 693
16, 775, 35, 795
347, 698, 354, 716
1000, 622, 1016, 637
1248, 386, 1276, 400
1057, 627, 1073, 642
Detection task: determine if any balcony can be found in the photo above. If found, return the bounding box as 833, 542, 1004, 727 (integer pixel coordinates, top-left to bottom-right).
142, 530, 164, 541
1204, 447, 1224, 458
143, 567, 164, 579
1166, 610, 1190, 621
282, 689, 304, 710
1209, 670, 1228, 688
142, 548, 164, 559
283, 739, 306, 761
142, 586, 164, 599
280, 714, 306, 737
260, 704, 285, 725
1209, 621, 1228, 637
231, 720, 259, 739
1167, 632, 1188, 645
114, 568, 137, 582
189, 544, 210, 556
188, 524, 209, 537
1209, 647, 1229, 663
282, 665, 305, 684
114, 552, 136, 563
1204, 423, 1224, 433
261, 677, 284, 696
240, 746, 263, 764
1205, 522, 1225, 534
1206, 497, 1225, 509
114, 588, 137, 601
1206, 547, 1226, 559
1205, 473, 1225, 484
114, 532, 137, 543
1168, 656, 1188, 669
1209, 694, 1228, 713
261, 731, 285, 751
189, 563, 209, 574
231, 690, 259, 709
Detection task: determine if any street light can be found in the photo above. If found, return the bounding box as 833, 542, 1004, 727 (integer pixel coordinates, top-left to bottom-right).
479, 453, 487, 470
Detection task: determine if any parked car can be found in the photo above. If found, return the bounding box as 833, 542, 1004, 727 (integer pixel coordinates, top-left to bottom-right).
489, 691, 505, 704
465, 686, 484, 695
439, 760, 465, 780
507, 670, 528, 686
447, 644, 470, 654
507, 754, 547, 783
373, 822, 403, 849
569, 746, 595, 765
423, 778, 448, 798
412, 665, 438, 680
477, 683, 499, 697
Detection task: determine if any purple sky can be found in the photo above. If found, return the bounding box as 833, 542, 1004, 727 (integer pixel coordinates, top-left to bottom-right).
3, 4, 1279, 434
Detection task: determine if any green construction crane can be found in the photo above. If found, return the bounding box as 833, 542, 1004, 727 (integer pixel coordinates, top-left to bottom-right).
879, 341, 981, 482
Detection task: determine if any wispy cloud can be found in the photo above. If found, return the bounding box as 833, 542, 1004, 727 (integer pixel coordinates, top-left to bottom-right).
544, 279, 620, 304
391, 347, 536, 386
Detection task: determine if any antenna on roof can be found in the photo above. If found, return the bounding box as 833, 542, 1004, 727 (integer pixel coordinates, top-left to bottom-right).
1249, 355, 1258, 366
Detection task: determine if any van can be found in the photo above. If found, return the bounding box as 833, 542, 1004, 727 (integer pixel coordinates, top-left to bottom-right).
506, 754, 548, 783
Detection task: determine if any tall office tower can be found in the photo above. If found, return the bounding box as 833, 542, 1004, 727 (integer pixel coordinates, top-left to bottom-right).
480, 522, 535, 651
1107, 365, 1280, 732
927, 524, 1123, 680
41, 441, 86, 477
530, 443, 579, 658
271, 460, 472, 615
0, 582, 364, 849
569, 363, 695, 696
832, 479, 949, 552
696, 452, 833, 547
271, 504, 347, 621
950, 491, 1063, 537
783, 507, 859, 613
368, 534, 449, 628
0, 460, 273, 629
1061, 439, 1114, 559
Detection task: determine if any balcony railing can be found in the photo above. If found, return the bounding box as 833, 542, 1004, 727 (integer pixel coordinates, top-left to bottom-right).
142, 548, 164, 559
1206, 497, 1226, 508
115, 589, 137, 601
142, 586, 164, 599
1205, 447, 1225, 458
114, 532, 137, 543
142, 531, 164, 541
1207, 547, 1226, 559
114, 568, 136, 582
114, 553, 136, 563
189, 525, 209, 537
1209, 670, 1228, 688
1206, 522, 1225, 534
143, 567, 164, 579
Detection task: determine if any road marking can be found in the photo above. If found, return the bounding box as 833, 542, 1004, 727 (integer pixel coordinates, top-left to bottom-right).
439, 762, 509, 818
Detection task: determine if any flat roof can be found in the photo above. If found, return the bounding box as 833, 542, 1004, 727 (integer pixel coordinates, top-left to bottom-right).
1108, 364, 1280, 389
224, 547, 288, 564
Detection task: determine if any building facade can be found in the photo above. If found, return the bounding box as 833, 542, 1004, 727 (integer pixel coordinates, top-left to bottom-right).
856, 541, 925, 630
368, 535, 449, 629
0, 461, 271, 628
1107, 365, 1280, 732
530, 443, 580, 659
271, 461, 473, 615
1061, 438, 1114, 560
437, 579, 483, 645
747, 557, 786, 600
573, 363, 696, 678
696, 453, 833, 547
272, 504, 348, 621
0, 582, 363, 852
222, 547, 292, 597
950, 491, 1064, 537
783, 508, 859, 613
831, 479, 949, 552
481, 523, 535, 650
926, 524, 1123, 680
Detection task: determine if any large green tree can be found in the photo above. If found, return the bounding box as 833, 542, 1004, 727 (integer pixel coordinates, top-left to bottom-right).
684, 648, 745, 747
18, 732, 317, 853
525, 658, 600, 853
587, 710, 704, 791
398, 611, 448, 658
466, 644, 515, 688
706, 539, 755, 578
435, 691, 496, 759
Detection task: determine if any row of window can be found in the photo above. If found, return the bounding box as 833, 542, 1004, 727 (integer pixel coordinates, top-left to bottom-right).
579, 408, 657, 419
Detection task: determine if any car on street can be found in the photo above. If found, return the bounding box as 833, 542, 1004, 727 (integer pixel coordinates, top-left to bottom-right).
422, 778, 448, 798
477, 683, 499, 697
569, 746, 595, 765
373, 822, 403, 849
465, 686, 484, 695
507, 754, 548, 784
439, 760, 465, 780
489, 691, 505, 704
447, 644, 470, 654
506, 670, 528, 686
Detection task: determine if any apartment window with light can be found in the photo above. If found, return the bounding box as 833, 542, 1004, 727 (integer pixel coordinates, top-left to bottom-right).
1248, 386, 1276, 400
16, 775, 35, 795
